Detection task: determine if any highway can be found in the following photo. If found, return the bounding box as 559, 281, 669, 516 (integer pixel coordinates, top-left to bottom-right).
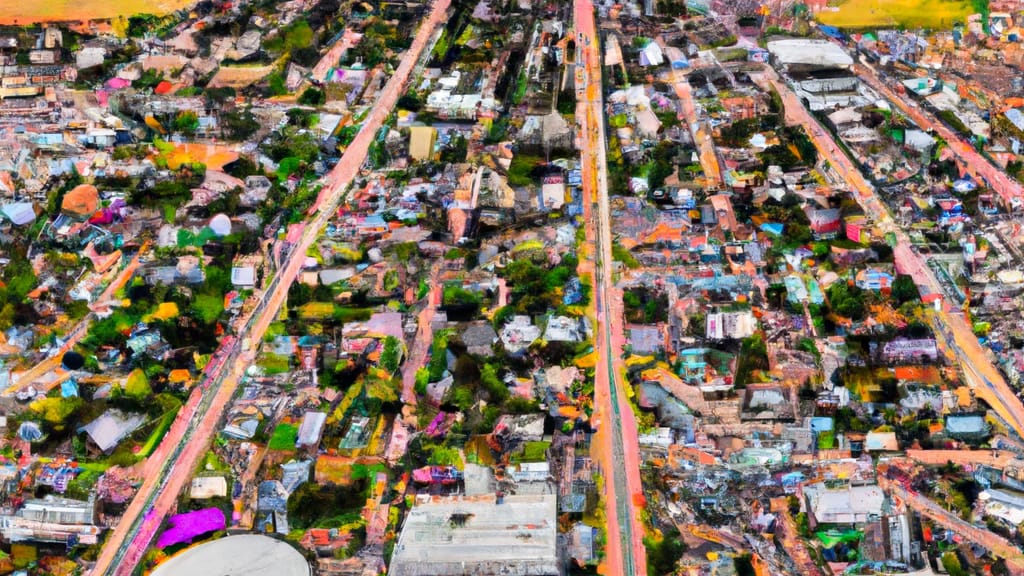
574, 2, 646, 575
88, 1, 452, 573
757, 65, 1024, 441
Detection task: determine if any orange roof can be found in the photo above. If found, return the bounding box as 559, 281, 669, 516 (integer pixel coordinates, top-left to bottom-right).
644, 222, 683, 244
309, 529, 331, 545
168, 369, 192, 384
154, 81, 174, 95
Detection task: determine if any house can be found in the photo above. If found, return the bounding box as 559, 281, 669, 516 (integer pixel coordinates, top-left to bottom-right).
740, 384, 798, 421
231, 266, 256, 289
80, 410, 147, 454
945, 414, 991, 442
500, 316, 541, 354
805, 207, 841, 239
855, 268, 894, 290
543, 316, 589, 342
409, 126, 437, 161
639, 42, 664, 66
540, 174, 566, 210
879, 338, 938, 363
76, 46, 106, 69
243, 175, 272, 206
705, 311, 756, 340
629, 326, 664, 355
296, 411, 327, 450
190, 476, 228, 499
256, 480, 289, 534
389, 494, 558, 576
461, 323, 498, 356
864, 431, 899, 452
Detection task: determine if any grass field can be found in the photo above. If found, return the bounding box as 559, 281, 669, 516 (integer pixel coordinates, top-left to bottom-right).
816, 0, 977, 29
0, 0, 194, 24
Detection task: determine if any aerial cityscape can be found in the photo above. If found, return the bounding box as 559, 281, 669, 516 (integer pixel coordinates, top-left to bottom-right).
2, 0, 1024, 574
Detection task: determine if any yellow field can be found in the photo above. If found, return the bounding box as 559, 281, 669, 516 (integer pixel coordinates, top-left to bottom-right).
816, 0, 975, 29
0, 0, 195, 25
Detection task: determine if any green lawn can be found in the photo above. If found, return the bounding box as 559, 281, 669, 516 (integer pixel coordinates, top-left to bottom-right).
269, 423, 298, 451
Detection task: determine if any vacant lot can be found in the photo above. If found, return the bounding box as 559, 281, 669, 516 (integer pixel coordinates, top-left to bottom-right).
816, 0, 976, 29
0, 0, 193, 24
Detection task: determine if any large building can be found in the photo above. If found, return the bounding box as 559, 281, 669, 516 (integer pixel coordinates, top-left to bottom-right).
0, 495, 101, 544
389, 493, 559, 576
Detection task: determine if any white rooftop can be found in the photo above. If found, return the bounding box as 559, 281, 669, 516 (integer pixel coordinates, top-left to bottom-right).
767, 39, 854, 68
150, 534, 310, 576
390, 494, 558, 576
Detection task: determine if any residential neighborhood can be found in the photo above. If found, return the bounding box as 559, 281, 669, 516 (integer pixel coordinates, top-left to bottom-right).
1, 0, 1024, 575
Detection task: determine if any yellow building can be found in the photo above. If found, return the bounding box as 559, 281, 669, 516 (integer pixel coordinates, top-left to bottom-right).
408, 126, 437, 161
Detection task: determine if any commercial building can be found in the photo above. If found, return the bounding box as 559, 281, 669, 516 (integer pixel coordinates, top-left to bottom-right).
803, 482, 885, 526
389, 493, 558, 576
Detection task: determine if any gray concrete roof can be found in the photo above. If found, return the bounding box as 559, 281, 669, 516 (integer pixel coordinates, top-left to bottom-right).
767, 39, 854, 67
390, 494, 559, 576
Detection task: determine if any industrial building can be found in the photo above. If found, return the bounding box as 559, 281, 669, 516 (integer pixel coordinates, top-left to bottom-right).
389, 493, 559, 576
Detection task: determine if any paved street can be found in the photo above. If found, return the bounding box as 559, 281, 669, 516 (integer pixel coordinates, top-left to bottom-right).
5, 241, 151, 397
88, 1, 451, 572
670, 70, 723, 188
574, 2, 645, 574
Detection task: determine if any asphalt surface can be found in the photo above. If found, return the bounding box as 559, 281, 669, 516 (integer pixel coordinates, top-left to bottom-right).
88, 2, 451, 573
574, 3, 646, 574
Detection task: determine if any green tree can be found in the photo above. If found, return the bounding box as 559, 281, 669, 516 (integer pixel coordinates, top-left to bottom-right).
125, 368, 153, 399
734, 333, 769, 386
193, 294, 224, 324
827, 281, 866, 320
643, 528, 687, 576
380, 336, 401, 373
480, 364, 509, 403
942, 552, 968, 576
891, 274, 919, 305
222, 109, 260, 141
298, 87, 326, 106
173, 110, 200, 135
30, 397, 84, 431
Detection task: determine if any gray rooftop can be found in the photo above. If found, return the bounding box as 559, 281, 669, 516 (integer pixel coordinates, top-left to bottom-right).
767, 39, 854, 68
390, 494, 559, 576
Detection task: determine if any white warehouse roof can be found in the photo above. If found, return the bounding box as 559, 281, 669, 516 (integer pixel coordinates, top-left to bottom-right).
767, 39, 854, 68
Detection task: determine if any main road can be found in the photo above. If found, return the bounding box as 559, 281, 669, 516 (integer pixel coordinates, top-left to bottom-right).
89, 1, 452, 573
756, 65, 1024, 441
574, 1, 646, 575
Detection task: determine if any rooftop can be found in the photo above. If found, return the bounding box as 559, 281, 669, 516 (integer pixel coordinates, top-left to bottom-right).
767, 39, 854, 68
390, 493, 558, 576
